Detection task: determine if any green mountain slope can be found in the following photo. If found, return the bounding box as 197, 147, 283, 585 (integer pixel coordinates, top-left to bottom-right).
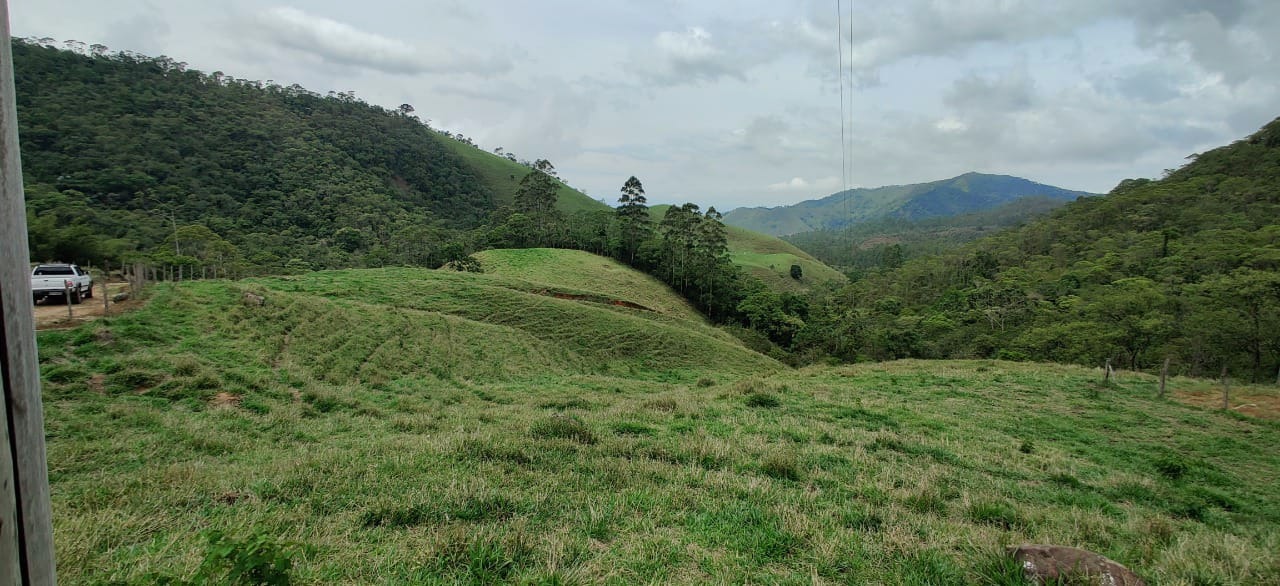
812, 117, 1280, 379
724, 173, 1090, 236
784, 196, 1068, 271
649, 204, 846, 292
13, 40, 596, 268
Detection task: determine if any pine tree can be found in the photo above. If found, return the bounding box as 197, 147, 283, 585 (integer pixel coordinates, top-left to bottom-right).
615, 176, 651, 265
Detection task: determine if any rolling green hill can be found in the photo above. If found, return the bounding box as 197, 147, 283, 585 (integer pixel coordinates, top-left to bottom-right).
474, 248, 705, 322
650, 204, 846, 292
251, 267, 777, 377
723, 173, 1090, 236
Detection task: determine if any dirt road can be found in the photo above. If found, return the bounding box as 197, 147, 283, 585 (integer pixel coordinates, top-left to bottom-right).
33, 281, 138, 330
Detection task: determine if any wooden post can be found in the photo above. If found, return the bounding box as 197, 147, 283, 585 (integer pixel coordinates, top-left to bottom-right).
102, 279, 109, 316
0, 0, 59, 580
1221, 365, 1230, 410
1159, 357, 1170, 398
64, 281, 72, 320
1103, 358, 1111, 384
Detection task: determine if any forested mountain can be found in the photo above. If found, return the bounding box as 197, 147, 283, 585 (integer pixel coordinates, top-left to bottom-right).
14, 39, 598, 270
724, 172, 1090, 236
784, 196, 1067, 273
794, 118, 1280, 381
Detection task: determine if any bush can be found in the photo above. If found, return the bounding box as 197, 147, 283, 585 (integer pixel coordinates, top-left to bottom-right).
195, 530, 295, 585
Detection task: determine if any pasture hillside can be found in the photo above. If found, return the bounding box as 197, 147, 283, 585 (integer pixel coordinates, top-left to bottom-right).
473, 248, 705, 322
37, 295, 1280, 586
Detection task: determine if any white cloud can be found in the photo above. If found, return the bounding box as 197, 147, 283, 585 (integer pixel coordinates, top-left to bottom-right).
248, 6, 510, 76
768, 176, 839, 191
639, 26, 747, 86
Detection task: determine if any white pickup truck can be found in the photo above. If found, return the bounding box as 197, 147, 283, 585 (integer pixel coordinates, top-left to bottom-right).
31, 264, 93, 305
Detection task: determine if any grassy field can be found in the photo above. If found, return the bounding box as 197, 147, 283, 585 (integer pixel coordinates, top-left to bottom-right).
441, 138, 607, 215
473, 249, 705, 322
650, 205, 847, 293
724, 224, 848, 294
35, 271, 1280, 584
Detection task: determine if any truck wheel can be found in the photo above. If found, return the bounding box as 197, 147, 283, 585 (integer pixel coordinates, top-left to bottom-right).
71, 289, 82, 304
84, 284, 93, 299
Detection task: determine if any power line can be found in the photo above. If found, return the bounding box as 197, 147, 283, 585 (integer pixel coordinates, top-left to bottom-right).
834, 0, 844, 197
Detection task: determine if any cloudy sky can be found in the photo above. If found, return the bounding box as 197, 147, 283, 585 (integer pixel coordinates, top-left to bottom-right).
12, 1, 1279, 210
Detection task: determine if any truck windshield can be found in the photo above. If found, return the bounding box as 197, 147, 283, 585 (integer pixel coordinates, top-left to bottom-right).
33, 267, 74, 276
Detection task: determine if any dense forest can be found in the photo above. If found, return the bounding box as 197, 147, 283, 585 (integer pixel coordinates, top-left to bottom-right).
787, 118, 1280, 381
15, 38, 593, 272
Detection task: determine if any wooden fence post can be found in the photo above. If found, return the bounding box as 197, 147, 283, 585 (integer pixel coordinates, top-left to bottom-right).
0, 0, 59, 580
1103, 358, 1112, 384
1159, 357, 1170, 398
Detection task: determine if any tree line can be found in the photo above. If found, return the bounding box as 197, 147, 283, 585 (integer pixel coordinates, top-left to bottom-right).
779, 117, 1280, 381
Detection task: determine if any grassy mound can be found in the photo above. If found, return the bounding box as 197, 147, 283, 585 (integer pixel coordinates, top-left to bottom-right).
37, 345, 1280, 583
249, 268, 768, 376
474, 248, 705, 321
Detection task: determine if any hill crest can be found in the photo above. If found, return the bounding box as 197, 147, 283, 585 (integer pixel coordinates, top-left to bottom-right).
724, 172, 1092, 236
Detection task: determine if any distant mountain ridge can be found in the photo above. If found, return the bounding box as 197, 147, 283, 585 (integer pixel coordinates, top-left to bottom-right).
724, 172, 1093, 236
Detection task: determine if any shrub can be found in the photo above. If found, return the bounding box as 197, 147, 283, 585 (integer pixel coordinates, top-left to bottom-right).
696, 377, 715, 388
195, 530, 295, 585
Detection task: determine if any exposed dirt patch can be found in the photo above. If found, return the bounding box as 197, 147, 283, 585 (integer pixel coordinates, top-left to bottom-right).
1174, 388, 1280, 420
35, 282, 142, 330
87, 374, 106, 395
211, 392, 242, 408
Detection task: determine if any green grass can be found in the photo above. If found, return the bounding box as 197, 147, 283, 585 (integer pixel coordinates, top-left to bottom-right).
473, 248, 705, 321
35, 278, 1280, 583
441, 138, 607, 214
